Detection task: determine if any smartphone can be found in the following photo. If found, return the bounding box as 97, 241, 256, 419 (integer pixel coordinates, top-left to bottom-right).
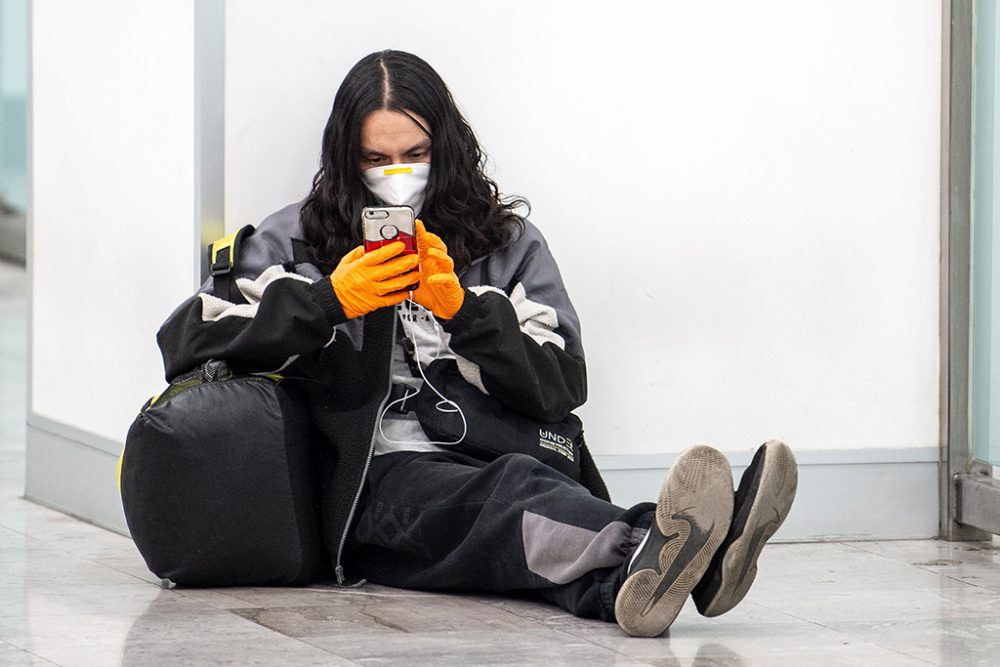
362, 206, 417, 255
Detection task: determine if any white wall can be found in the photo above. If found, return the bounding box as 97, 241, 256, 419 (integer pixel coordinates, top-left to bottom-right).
31, 0, 197, 442
226, 0, 942, 456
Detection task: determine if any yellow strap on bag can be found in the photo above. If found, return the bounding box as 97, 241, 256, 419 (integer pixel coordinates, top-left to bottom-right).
208, 224, 255, 302
210, 230, 240, 273
116, 452, 124, 493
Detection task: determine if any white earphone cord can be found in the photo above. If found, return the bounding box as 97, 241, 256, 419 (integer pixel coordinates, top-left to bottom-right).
377, 299, 467, 446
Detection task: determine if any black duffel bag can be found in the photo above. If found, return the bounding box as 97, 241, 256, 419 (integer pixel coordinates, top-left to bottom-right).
411, 359, 610, 501
119, 361, 325, 586
118, 226, 326, 586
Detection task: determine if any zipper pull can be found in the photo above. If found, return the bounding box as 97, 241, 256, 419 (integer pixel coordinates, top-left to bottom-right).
201, 359, 225, 382
334, 565, 367, 589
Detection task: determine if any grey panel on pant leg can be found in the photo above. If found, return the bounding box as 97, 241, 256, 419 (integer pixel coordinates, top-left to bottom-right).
521, 511, 638, 585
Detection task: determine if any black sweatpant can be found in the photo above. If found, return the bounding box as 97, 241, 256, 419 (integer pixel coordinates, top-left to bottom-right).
347, 450, 655, 621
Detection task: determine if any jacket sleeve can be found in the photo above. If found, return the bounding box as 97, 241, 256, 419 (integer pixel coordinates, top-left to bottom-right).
156, 264, 350, 381
442, 228, 587, 423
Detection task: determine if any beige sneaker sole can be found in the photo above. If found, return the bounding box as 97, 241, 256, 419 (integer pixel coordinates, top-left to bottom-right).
696, 440, 798, 617
614, 445, 734, 637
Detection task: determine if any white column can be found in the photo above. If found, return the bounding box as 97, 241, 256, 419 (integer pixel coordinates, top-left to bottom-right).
26, 0, 222, 533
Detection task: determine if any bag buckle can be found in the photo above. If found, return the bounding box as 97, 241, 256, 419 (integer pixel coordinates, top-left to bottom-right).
209, 231, 239, 276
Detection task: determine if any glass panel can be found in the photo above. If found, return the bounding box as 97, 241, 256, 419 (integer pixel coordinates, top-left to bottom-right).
971, 0, 1000, 466
0, 0, 28, 263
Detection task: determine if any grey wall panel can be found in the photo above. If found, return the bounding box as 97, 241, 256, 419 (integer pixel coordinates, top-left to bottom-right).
25, 424, 127, 535
598, 449, 940, 542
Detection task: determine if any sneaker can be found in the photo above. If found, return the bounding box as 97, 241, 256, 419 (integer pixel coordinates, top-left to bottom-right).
691, 440, 798, 617
614, 445, 734, 637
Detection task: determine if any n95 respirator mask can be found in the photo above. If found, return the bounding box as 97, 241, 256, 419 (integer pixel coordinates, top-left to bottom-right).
361, 163, 430, 216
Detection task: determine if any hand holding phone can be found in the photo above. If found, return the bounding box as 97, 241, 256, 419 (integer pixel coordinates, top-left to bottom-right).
410, 219, 464, 320
329, 239, 419, 320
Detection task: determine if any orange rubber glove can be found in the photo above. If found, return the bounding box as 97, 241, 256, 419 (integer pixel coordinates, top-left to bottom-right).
330, 242, 420, 320
412, 219, 465, 320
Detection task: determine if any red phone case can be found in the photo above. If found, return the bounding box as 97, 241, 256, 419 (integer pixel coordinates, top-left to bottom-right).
363, 229, 416, 254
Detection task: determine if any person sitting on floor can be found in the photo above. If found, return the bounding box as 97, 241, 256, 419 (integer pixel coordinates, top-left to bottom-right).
157, 49, 798, 637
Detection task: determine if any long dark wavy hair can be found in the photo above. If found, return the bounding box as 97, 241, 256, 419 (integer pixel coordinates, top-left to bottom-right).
300, 50, 527, 272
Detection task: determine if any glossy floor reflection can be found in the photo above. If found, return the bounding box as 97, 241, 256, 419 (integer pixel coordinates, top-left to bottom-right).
4, 259, 1000, 666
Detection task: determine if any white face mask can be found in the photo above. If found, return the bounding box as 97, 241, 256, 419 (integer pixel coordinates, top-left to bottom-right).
361, 162, 430, 216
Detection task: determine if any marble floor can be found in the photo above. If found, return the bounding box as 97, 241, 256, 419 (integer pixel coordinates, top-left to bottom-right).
4, 259, 1000, 666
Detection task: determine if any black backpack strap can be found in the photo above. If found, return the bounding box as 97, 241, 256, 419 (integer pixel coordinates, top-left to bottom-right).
208, 225, 255, 302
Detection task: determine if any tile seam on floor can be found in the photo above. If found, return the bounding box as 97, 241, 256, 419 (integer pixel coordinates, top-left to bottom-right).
0, 499, 154, 584
1, 636, 67, 666
235, 602, 402, 655
230, 610, 367, 665
469, 593, 645, 655
14, 534, 158, 587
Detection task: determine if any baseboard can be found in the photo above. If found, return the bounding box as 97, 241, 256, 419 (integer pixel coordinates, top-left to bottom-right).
594, 447, 941, 542
24, 414, 940, 542
25, 415, 128, 535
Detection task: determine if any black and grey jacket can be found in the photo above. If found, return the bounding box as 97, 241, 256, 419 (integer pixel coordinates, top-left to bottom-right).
157, 201, 603, 583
